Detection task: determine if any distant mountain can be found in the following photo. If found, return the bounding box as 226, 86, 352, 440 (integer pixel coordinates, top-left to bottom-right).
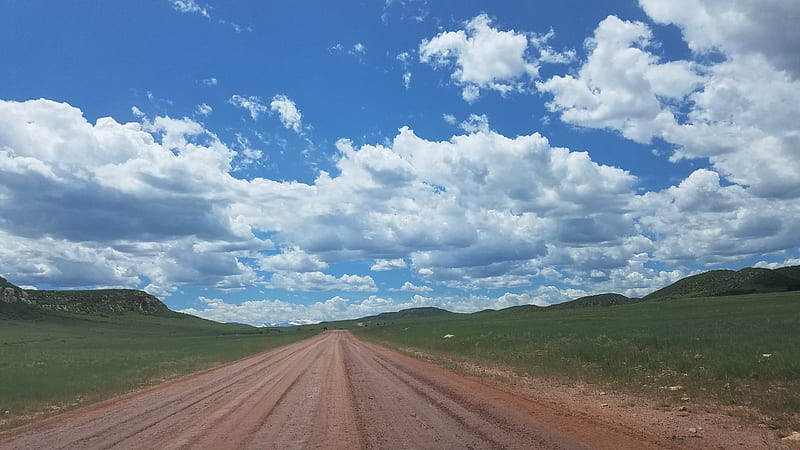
494, 304, 544, 315
643, 266, 800, 301
5, 264, 800, 324
347, 266, 800, 321
1, 275, 171, 317
356, 307, 453, 322
548, 293, 637, 310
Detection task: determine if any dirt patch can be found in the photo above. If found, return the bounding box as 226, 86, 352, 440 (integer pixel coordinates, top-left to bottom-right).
386, 344, 795, 449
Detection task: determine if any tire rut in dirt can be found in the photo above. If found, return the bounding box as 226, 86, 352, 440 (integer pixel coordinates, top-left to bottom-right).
0, 331, 659, 450
344, 336, 584, 449
0, 334, 329, 450
355, 338, 581, 449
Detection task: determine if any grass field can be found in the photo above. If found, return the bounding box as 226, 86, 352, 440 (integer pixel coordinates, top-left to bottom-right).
348, 291, 800, 429
0, 308, 320, 430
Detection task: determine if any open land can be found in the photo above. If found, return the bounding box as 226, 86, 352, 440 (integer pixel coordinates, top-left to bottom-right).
349, 292, 800, 435
0, 306, 318, 430
0, 330, 790, 449
1, 272, 798, 448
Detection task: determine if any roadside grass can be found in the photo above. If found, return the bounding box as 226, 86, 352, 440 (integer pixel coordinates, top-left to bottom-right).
0, 310, 319, 430
350, 291, 800, 429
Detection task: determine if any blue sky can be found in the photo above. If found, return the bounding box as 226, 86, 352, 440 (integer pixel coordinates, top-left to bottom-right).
1, 0, 799, 325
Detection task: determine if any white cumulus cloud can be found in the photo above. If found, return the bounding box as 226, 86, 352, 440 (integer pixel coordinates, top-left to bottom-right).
539, 4, 800, 200
269, 94, 303, 132
268, 272, 377, 292
258, 249, 328, 273
420, 14, 572, 102
395, 281, 432, 294
370, 259, 407, 271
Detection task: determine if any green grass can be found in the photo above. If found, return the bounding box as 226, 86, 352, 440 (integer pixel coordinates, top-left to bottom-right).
349, 291, 800, 429
0, 309, 320, 429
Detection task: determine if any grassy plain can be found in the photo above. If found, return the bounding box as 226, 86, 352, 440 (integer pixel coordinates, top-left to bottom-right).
0, 307, 319, 429
349, 291, 800, 428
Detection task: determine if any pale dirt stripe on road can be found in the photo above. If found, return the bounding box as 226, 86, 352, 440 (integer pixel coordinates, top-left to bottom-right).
0, 330, 670, 449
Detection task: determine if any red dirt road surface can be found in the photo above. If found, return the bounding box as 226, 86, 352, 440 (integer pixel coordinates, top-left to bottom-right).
0, 331, 725, 449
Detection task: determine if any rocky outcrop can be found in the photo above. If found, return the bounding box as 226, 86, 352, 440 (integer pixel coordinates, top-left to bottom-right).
0, 277, 32, 304
1, 286, 31, 304
25, 289, 168, 314
1, 275, 168, 315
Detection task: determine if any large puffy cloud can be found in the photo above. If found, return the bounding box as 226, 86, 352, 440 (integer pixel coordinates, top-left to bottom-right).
2, 83, 797, 322
538, 7, 800, 200
639, 0, 800, 77
536, 16, 702, 143
0, 99, 262, 295
663, 53, 800, 198
420, 14, 572, 101
0, 98, 643, 298
0, 100, 242, 243
533, 2, 800, 290
635, 169, 800, 265
247, 125, 638, 290
257, 248, 328, 273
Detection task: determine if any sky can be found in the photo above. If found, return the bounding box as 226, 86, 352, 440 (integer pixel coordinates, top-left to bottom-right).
1, 0, 799, 326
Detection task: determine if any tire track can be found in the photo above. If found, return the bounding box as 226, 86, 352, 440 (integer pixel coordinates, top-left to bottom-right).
110, 335, 330, 449
347, 337, 577, 449
0, 334, 328, 450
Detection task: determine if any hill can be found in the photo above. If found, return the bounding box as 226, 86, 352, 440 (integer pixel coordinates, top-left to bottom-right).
643, 266, 800, 301
1, 275, 170, 317
548, 293, 637, 310
353, 307, 453, 323
494, 304, 544, 315
775, 265, 800, 281
24, 289, 169, 315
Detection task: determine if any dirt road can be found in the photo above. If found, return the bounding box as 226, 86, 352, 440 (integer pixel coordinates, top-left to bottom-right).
0, 331, 682, 449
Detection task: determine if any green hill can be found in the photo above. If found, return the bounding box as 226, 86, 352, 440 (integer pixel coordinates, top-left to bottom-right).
494, 304, 544, 315
1, 275, 170, 317
357, 306, 453, 322
24, 289, 170, 315
643, 266, 800, 301
775, 265, 800, 281
548, 293, 637, 310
